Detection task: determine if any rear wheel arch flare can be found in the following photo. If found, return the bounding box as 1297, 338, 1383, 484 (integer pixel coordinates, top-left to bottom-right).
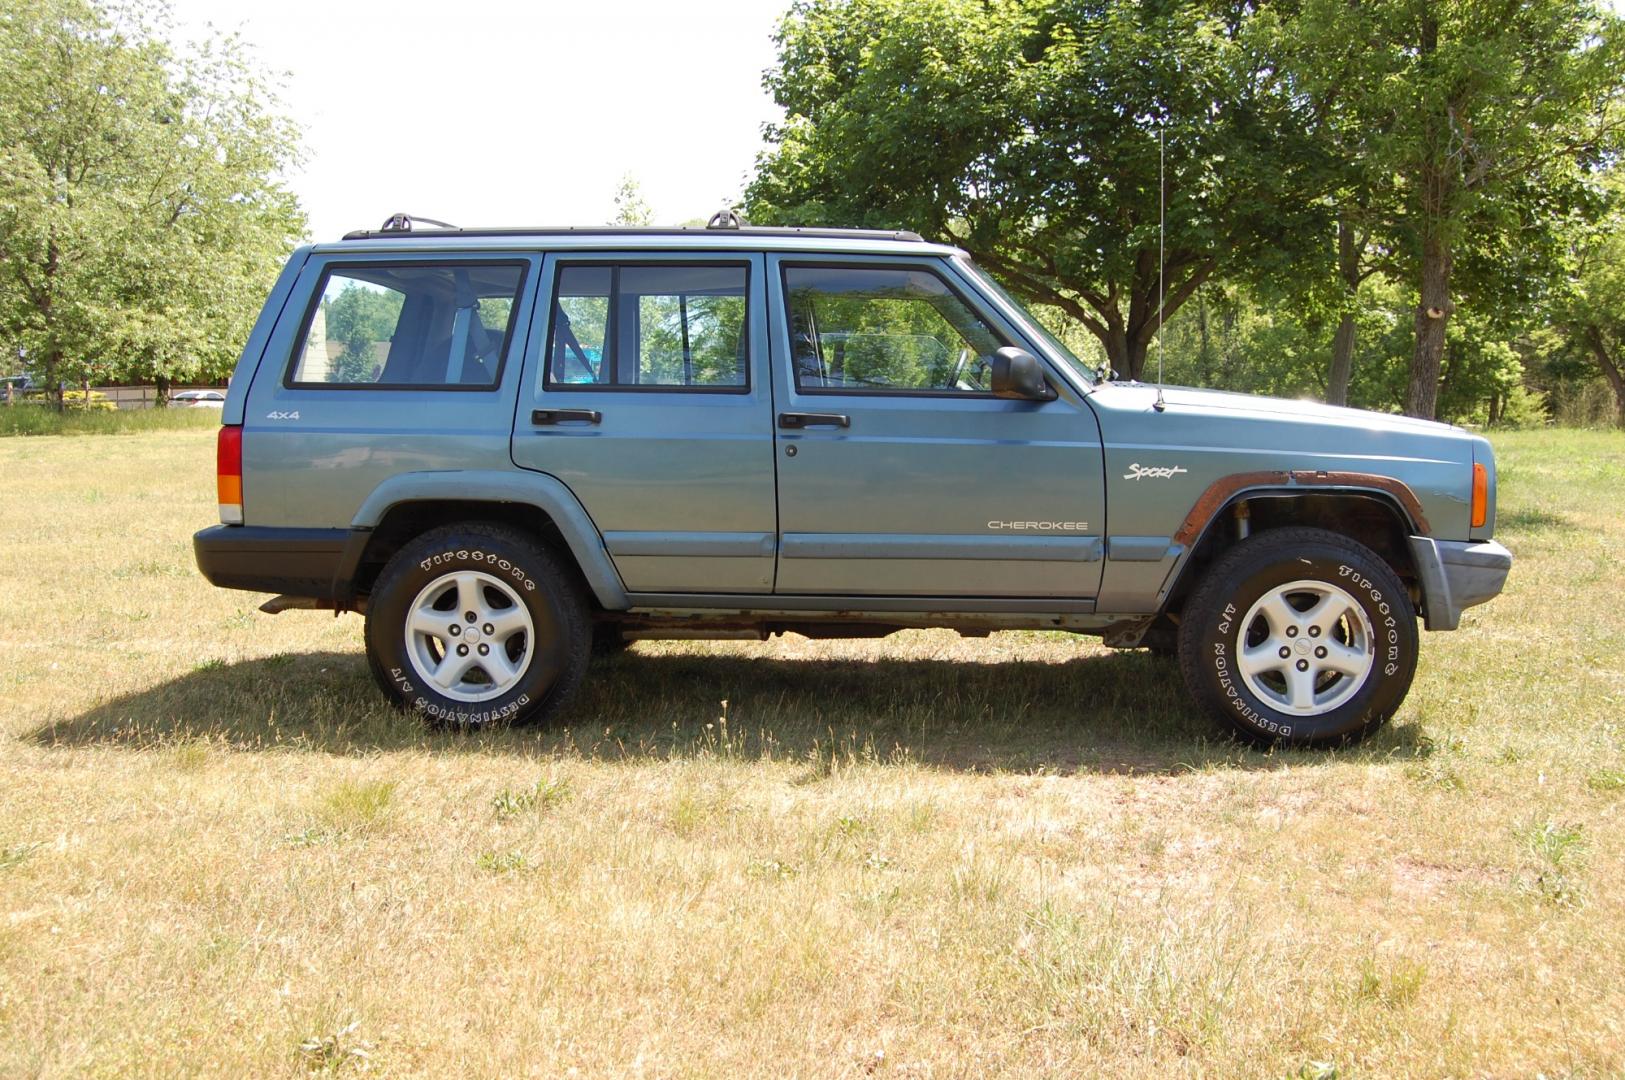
355, 499, 597, 608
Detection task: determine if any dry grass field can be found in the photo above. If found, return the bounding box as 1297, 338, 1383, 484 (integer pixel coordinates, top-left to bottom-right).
1, 422, 1622, 1077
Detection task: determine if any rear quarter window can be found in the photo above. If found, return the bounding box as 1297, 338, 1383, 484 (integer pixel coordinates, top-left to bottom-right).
287, 261, 527, 389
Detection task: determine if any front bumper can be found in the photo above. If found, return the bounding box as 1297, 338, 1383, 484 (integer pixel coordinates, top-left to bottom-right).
1407, 537, 1514, 631
193, 525, 359, 602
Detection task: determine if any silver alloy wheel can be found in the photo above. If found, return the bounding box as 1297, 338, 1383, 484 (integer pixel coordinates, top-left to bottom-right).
403, 570, 535, 703
1236, 578, 1375, 716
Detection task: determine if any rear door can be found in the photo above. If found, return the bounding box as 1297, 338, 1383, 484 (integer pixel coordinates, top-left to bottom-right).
768, 256, 1106, 599
511, 252, 777, 594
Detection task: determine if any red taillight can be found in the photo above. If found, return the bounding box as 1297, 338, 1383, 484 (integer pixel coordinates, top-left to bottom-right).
1470, 462, 1488, 529
217, 425, 243, 524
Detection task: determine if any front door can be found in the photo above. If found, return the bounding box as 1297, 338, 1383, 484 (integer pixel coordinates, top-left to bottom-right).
768, 256, 1106, 599
511, 252, 778, 594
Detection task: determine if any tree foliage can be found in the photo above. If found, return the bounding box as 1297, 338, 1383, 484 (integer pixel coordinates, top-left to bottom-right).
748, 0, 1625, 417
0, 0, 305, 405
1550, 169, 1625, 425
1283, 0, 1625, 418
322, 282, 402, 383
611, 173, 654, 226
747, 0, 1328, 380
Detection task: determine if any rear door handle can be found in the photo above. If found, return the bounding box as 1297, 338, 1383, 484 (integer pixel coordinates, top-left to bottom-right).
532, 408, 601, 426
778, 412, 850, 429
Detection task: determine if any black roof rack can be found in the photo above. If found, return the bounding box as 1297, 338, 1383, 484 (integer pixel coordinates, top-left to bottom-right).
340, 223, 927, 243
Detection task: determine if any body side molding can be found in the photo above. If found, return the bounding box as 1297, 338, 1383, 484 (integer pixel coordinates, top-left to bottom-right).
780, 533, 1103, 562
603, 531, 777, 559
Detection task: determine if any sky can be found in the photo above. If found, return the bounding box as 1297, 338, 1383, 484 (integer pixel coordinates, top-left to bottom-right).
167, 0, 787, 242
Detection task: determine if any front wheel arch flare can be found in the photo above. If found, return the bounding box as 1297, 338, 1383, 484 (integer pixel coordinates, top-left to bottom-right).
1162, 488, 1422, 619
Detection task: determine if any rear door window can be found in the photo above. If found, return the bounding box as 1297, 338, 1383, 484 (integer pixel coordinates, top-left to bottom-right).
287, 262, 526, 388
545, 264, 748, 390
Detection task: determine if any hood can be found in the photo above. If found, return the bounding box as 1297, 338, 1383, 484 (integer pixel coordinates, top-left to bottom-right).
1095, 383, 1461, 436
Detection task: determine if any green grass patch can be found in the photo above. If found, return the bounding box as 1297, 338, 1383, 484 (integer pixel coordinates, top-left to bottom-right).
0, 403, 221, 437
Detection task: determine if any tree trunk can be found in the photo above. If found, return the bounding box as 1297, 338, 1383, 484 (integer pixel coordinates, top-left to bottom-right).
1405, 230, 1453, 419
155, 373, 171, 407
1586, 327, 1625, 428
1403, 17, 1452, 421
1103, 323, 1129, 379
1327, 216, 1362, 407
41, 234, 63, 412
44, 349, 63, 412
1328, 314, 1356, 407
1196, 290, 1212, 385
1124, 337, 1150, 383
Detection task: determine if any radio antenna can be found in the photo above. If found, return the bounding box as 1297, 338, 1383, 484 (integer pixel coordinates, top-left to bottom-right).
1154, 125, 1167, 412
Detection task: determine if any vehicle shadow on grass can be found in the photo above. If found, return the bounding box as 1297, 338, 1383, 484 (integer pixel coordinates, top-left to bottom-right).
28, 647, 1435, 774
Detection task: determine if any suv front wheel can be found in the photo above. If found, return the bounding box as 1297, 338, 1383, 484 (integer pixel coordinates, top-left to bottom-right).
364, 523, 590, 728
1177, 527, 1418, 746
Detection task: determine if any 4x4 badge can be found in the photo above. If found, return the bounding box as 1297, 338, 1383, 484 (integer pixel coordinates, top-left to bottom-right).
265, 410, 300, 420
1123, 463, 1187, 480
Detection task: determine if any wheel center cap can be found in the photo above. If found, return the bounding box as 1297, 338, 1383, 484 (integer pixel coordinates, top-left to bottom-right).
1294, 638, 1311, 655
464, 626, 483, 644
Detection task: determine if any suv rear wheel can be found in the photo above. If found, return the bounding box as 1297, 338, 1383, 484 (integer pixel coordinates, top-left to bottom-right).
364, 523, 589, 728
1177, 527, 1418, 746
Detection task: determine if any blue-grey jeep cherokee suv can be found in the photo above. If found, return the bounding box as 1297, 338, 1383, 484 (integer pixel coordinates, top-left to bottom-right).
194, 217, 1512, 745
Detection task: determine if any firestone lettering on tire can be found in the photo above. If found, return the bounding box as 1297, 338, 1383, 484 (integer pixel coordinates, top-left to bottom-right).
418, 548, 537, 592
1340, 564, 1403, 675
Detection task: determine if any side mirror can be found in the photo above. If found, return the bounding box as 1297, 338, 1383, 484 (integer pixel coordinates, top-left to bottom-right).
990, 347, 1054, 401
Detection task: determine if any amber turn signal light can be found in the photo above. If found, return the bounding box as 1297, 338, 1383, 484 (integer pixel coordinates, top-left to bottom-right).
217, 425, 243, 524
1471, 461, 1488, 529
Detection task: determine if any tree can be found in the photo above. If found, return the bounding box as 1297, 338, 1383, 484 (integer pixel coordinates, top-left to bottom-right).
1288, 0, 1625, 419
323, 282, 402, 383
747, 0, 1330, 380
611, 173, 653, 226
1552, 170, 1625, 426
0, 0, 305, 408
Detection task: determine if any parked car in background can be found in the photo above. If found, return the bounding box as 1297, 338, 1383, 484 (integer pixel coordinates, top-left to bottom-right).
172, 389, 226, 408
193, 216, 1512, 746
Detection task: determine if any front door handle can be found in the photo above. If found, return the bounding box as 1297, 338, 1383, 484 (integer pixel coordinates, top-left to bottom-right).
532, 408, 601, 426
778, 411, 850, 429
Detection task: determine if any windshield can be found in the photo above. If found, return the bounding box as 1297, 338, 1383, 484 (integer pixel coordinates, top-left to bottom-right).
955, 258, 1096, 385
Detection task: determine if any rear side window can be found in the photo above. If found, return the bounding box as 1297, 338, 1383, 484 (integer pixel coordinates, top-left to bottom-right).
288, 262, 526, 388
546, 263, 748, 390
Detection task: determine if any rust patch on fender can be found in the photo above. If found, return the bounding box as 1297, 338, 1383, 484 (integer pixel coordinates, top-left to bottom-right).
1287, 470, 1431, 536
1172, 470, 1430, 548
1172, 471, 1290, 547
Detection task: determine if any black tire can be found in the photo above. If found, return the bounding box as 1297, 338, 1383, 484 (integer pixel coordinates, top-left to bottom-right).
364, 523, 590, 728
1176, 527, 1418, 747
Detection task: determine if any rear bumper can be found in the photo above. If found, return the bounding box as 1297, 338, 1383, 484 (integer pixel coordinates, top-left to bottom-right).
193, 525, 361, 602
1408, 537, 1513, 631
